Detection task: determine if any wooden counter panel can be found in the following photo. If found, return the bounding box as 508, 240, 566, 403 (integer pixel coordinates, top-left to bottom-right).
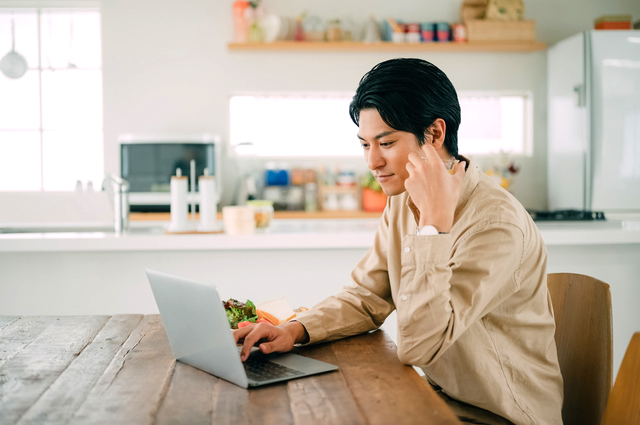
130, 210, 383, 221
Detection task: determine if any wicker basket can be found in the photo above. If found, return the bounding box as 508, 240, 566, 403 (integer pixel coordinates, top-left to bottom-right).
466, 19, 535, 42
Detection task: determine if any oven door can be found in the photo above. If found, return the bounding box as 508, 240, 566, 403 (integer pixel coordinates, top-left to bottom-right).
120, 134, 221, 212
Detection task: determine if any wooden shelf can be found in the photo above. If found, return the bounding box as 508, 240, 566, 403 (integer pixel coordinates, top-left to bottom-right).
227, 40, 546, 52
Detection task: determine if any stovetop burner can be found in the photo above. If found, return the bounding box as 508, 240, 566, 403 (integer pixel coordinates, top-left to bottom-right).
529, 210, 606, 221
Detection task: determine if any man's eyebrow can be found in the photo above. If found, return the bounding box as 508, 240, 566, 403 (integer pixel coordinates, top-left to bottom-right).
357, 131, 397, 141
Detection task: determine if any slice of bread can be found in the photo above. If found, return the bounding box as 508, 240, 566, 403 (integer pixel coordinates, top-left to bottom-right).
257, 297, 296, 325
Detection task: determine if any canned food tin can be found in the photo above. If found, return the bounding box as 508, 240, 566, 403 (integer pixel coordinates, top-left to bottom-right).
436, 22, 450, 42
452, 23, 466, 42
420, 22, 435, 42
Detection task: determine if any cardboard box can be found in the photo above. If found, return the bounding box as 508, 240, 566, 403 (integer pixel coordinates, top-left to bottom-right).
595, 22, 632, 30
466, 19, 535, 42
460, 0, 488, 24
594, 14, 632, 30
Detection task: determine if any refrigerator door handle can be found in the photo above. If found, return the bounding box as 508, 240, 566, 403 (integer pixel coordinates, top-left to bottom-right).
573, 84, 587, 107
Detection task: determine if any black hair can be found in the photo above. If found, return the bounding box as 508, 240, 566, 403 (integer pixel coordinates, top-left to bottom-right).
349, 58, 461, 159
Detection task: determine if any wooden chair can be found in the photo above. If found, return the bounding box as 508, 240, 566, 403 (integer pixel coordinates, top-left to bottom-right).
600, 332, 640, 425
547, 273, 613, 425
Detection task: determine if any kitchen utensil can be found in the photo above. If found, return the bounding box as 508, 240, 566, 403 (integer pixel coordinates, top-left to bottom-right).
261, 14, 281, 43
1, 19, 28, 79
363, 16, 382, 43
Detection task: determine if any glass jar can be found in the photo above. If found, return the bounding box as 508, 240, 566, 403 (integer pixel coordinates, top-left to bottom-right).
247, 200, 274, 232
326, 19, 342, 42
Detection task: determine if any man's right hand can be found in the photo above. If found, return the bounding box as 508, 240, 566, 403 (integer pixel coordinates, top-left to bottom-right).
233, 321, 309, 362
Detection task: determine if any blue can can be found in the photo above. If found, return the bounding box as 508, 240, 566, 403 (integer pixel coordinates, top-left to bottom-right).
421, 22, 435, 42
436, 22, 450, 42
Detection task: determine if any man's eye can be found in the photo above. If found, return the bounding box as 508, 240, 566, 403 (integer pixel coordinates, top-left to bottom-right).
360, 144, 369, 149
380, 141, 394, 147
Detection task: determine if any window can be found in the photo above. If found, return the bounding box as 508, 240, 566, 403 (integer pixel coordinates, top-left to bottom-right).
0, 8, 102, 191
457, 91, 532, 155
230, 91, 532, 158
230, 93, 360, 157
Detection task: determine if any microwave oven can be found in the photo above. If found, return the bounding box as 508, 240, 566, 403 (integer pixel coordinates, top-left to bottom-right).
120, 134, 221, 212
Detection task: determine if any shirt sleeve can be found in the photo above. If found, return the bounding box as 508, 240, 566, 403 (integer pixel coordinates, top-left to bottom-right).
395, 220, 525, 368
294, 204, 396, 344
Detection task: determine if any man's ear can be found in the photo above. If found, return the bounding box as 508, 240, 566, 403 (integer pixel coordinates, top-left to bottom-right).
426, 118, 446, 151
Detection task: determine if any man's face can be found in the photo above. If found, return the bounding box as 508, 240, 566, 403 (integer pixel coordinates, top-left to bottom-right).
358, 108, 423, 196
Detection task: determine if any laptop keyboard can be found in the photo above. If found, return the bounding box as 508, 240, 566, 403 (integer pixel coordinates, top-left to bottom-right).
243, 357, 304, 382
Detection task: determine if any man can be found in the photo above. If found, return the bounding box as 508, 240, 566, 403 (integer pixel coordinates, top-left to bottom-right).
235, 58, 563, 424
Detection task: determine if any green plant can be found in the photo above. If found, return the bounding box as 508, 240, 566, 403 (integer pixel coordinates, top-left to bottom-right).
361, 172, 382, 192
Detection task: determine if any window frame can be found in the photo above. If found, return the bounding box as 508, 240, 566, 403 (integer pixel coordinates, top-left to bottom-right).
0, 4, 102, 191
457, 90, 534, 157
228, 90, 534, 161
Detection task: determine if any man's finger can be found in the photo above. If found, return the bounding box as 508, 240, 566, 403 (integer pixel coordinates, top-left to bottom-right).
233, 324, 255, 344
240, 324, 272, 361
406, 159, 416, 175
454, 161, 467, 178
259, 341, 276, 354
406, 151, 424, 167
420, 142, 439, 161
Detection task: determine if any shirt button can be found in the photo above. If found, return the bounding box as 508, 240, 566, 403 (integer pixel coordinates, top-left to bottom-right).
401, 294, 408, 301
404, 247, 411, 253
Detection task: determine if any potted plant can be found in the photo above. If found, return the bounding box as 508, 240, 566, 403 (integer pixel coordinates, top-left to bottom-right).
361, 172, 387, 212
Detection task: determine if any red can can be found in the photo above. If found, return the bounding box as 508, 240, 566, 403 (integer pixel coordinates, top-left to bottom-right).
407, 23, 421, 33
452, 23, 466, 42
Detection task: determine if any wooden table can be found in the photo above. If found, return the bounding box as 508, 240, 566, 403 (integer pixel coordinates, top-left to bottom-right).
0, 315, 461, 425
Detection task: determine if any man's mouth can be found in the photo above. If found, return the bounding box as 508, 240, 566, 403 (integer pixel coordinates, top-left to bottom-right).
375, 174, 393, 182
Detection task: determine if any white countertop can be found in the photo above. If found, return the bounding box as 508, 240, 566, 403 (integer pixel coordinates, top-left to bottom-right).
1, 216, 639, 253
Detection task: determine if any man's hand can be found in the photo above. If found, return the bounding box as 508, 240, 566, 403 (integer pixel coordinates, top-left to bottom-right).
405, 144, 466, 233
233, 321, 308, 362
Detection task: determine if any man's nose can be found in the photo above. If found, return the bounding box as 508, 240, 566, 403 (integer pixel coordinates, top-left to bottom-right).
367, 145, 384, 170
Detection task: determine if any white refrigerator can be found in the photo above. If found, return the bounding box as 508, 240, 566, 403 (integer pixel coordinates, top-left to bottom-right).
547, 30, 640, 212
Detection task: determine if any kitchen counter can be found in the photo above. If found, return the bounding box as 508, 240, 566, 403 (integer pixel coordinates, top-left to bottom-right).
1, 217, 639, 253
1, 216, 639, 380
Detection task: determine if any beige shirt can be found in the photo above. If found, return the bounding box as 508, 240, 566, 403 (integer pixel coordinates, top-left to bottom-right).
296, 162, 564, 425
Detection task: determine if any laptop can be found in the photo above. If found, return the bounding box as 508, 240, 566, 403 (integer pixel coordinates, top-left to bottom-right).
145, 269, 338, 388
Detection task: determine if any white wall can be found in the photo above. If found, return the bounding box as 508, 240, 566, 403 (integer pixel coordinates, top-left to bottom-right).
101, 0, 640, 210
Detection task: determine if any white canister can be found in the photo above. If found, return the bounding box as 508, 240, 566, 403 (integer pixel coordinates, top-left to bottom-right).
198, 171, 218, 232
168, 169, 190, 232
222, 206, 256, 235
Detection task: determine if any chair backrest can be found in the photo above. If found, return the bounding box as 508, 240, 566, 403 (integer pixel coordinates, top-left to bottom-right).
600, 332, 640, 425
547, 273, 613, 425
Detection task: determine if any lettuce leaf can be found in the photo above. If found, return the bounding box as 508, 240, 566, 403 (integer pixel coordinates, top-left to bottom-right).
223, 299, 258, 329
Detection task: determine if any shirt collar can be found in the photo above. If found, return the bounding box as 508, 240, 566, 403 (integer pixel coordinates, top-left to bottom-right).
405, 155, 478, 226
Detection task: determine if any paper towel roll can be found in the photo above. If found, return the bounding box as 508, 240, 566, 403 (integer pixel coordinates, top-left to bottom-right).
168, 174, 189, 232
198, 175, 218, 232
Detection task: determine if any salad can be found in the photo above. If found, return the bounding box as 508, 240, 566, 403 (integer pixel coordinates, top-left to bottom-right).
223, 299, 257, 329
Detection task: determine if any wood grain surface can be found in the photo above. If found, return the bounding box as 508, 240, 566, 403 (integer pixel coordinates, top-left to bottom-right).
547, 273, 612, 425
0, 315, 461, 425
600, 332, 640, 425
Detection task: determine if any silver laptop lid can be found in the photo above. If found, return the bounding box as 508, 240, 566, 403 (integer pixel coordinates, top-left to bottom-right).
145, 269, 249, 388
